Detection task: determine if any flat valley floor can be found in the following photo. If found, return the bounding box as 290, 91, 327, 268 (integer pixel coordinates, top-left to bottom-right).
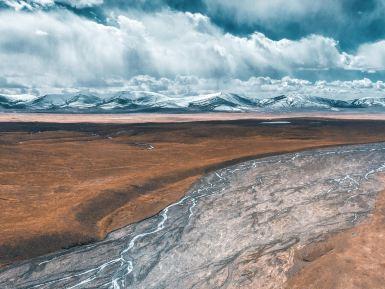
2, 116, 385, 287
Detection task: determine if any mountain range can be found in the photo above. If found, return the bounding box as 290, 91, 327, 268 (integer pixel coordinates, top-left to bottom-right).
1, 92, 385, 113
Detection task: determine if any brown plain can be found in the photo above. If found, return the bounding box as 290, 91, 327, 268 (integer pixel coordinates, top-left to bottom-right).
2, 118, 385, 267
286, 178, 385, 289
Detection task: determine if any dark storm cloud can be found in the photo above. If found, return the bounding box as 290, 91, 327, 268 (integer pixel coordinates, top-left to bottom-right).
6, 0, 385, 51
204, 0, 385, 51
62, 0, 385, 51
145, 0, 385, 51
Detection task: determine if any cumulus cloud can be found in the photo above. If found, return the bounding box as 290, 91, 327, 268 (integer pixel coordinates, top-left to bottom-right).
0, 9, 368, 89
1, 7, 385, 91
202, 0, 385, 51
3, 0, 385, 51
350, 40, 385, 71
0, 11, 148, 88
1, 0, 103, 9
57, 0, 103, 8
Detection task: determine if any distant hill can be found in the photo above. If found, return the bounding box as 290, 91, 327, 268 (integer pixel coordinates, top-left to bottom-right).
1, 92, 385, 113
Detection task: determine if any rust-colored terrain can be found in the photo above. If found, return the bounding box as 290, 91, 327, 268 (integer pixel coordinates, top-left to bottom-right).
2, 118, 385, 267
287, 179, 385, 289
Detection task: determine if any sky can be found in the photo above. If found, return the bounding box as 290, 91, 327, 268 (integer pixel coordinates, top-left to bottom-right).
1, 0, 385, 98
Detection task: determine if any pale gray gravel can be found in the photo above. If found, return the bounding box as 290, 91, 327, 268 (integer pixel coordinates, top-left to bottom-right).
1, 143, 385, 289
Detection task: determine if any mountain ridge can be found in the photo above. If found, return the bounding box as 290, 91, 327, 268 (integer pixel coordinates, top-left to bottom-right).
1, 92, 385, 113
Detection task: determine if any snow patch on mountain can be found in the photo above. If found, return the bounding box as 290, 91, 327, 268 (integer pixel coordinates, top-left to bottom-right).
1, 91, 385, 113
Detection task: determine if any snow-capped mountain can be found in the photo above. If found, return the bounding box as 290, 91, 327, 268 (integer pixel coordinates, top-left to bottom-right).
29, 93, 102, 110
255, 95, 353, 110
186, 93, 257, 112
0, 92, 385, 113
351, 97, 385, 108
99, 91, 184, 112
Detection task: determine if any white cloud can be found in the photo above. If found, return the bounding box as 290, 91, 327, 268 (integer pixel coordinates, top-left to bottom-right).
1, 0, 55, 10
1, 0, 102, 10
350, 40, 385, 71
57, 0, 103, 8
0, 10, 352, 88
0, 9, 385, 90
0, 11, 133, 88
35, 29, 49, 36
